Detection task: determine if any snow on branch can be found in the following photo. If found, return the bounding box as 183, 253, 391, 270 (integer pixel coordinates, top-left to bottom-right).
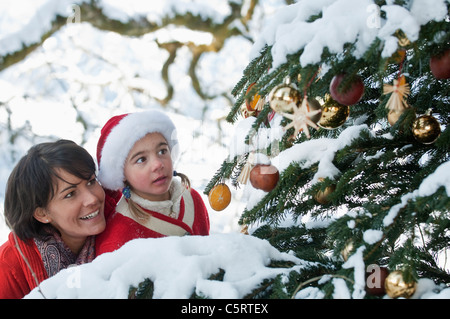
250, 0, 448, 70
25, 233, 312, 299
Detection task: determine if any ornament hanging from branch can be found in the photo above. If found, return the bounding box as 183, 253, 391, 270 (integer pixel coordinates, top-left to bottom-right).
383, 75, 410, 112
314, 177, 336, 205
237, 152, 255, 185
241, 83, 265, 118
411, 109, 441, 144
269, 76, 300, 113
273, 71, 322, 139
280, 95, 321, 139
384, 270, 417, 299
383, 75, 411, 126
429, 48, 450, 80
329, 73, 365, 106
208, 183, 231, 211
250, 164, 279, 192
318, 96, 350, 129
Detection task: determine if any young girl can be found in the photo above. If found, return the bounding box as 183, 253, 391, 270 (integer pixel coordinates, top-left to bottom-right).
95, 110, 210, 255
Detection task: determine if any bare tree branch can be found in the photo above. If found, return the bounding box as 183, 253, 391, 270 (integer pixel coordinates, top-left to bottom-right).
0, 1, 252, 72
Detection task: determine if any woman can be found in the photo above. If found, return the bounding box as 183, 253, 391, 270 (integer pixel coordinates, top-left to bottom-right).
0, 140, 114, 299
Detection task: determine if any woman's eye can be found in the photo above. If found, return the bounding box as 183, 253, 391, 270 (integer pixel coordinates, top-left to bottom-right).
87, 178, 97, 186
64, 191, 75, 199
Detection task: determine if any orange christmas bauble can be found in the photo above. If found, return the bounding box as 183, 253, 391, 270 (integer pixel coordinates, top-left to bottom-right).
245, 82, 262, 112
208, 183, 231, 211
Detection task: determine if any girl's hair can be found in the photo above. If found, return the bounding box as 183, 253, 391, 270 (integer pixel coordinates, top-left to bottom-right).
4, 140, 96, 241
174, 171, 190, 189
127, 171, 191, 223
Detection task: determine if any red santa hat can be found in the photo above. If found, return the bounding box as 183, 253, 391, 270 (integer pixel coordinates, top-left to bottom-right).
96, 110, 179, 191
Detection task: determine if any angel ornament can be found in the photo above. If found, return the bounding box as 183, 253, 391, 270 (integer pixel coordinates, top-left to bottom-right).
383, 75, 411, 125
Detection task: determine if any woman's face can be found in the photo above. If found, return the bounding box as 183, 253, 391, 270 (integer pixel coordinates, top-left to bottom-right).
34, 169, 106, 253
123, 132, 173, 201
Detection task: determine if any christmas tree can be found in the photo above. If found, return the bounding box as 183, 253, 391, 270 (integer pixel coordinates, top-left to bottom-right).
205, 0, 449, 298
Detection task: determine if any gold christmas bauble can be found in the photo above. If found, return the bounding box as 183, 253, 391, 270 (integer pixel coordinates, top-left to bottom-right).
384, 271, 417, 299
314, 177, 336, 204
318, 98, 350, 129
269, 78, 301, 113
411, 112, 441, 144
305, 97, 323, 124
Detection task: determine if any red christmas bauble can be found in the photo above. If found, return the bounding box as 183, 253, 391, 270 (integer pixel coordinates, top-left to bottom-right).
249, 164, 279, 192
365, 266, 389, 296
430, 49, 450, 79
329, 73, 364, 106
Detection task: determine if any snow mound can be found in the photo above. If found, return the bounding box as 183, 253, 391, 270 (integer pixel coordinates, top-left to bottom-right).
25, 233, 309, 299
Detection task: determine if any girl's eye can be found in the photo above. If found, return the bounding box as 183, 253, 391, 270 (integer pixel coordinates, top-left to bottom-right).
158, 148, 169, 156
87, 178, 97, 186
136, 157, 146, 164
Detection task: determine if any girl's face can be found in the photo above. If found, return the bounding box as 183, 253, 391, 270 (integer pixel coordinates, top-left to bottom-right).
124, 132, 173, 202
34, 169, 106, 254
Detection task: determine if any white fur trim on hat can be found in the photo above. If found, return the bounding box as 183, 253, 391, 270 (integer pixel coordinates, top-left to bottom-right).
98, 110, 179, 191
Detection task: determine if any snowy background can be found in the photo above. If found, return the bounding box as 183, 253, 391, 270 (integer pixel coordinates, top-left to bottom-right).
0, 0, 301, 299
1, 0, 449, 299
0, 0, 289, 244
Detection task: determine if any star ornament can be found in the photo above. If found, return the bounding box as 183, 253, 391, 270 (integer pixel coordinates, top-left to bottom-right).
280, 97, 321, 139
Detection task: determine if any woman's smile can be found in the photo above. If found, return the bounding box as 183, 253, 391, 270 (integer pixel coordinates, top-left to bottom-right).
79, 209, 100, 221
